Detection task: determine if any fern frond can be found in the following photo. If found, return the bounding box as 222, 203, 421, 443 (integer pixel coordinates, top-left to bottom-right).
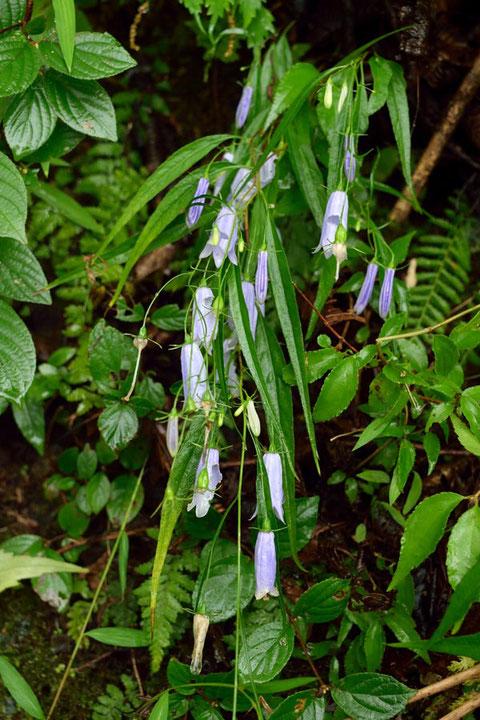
135, 550, 199, 673
408, 231, 471, 329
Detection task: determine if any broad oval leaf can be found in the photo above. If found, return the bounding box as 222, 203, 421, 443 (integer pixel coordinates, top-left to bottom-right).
0, 237, 51, 304
0, 655, 45, 719
0, 300, 35, 403
99, 402, 139, 451
0, 37, 40, 97
85, 472, 111, 514
4, 83, 56, 158
389, 492, 464, 590
269, 690, 325, 720
40, 31, 136, 79
0, 151, 27, 242
44, 70, 117, 141
0, 0, 27, 30
106, 474, 144, 526
331, 672, 414, 720
85, 627, 149, 647
11, 394, 45, 454
294, 577, 350, 622
313, 356, 358, 422
238, 622, 294, 683
446, 506, 480, 590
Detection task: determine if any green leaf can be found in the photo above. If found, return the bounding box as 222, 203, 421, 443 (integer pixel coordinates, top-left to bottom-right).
22, 122, 82, 163
118, 531, 128, 593
30, 180, 103, 233
433, 335, 458, 377
151, 304, 186, 331
276, 496, 319, 559
368, 54, 392, 114
353, 391, 408, 451
433, 557, 480, 640
4, 83, 56, 158
52, 0, 76, 72
389, 438, 415, 505
461, 386, 480, 437
86, 627, 149, 647
106, 474, 144, 526
89, 320, 135, 393
266, 219, 319, 471
0, 150, 27, 243
40, 31, 136, 79
44, 70, 117, 141
0, 0, 27, 30
150, 415, 205, 619
238, 622, 294, 683
450, 414, 480, 456
423, 432, 440, 474
0, 37, 40, 97
0, 655, 45, 719
0, 237, 51, 304
306, 255, 337, 339
331, 673, 414, 720
426, 401, 453, 431
85, 472, 111, 514
0, 548, 85, 592
150, 692, 169, 720
11, 394, 45, 454
193, 539, 255, 623
269, 691, 325, 720
385, 60, 414, 198
99, 402, 139, 451
294, 577, 350, 622
389, 492, 464, 590
96, 134, 232, 257
265, 62, 319, 129
364, 618, 386, 672
77, 443, 98, 479
431, 633, 480, 660
58, 501, 89, 537
313, 356, 358, 422
446, 506, 480, 590
0, 300, 35, 403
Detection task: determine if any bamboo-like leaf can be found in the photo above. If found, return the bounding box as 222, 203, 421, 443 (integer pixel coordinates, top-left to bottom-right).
52, 0, 76, 72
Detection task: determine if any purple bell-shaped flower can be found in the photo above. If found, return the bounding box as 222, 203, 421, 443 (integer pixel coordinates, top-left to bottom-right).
192, 287, 217, 353
199, 205, 238, 268
379, 267, 395, 319
354, 263, 378, 315
241, 281, 258, 338
235, 85, 253, 129
255, 250, 268, 305
181, 342, 208, 408
254, 530, 279, 600
186, 177, 209, 229
187, 448, 222, 518
313, 190, 348, 258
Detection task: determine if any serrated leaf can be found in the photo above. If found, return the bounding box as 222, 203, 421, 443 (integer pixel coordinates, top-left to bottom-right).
0, 548, 85, 592
431, 633, 480, 660
446, 506, 480, 590
0, 300, 35, 403
0, 151, 27, 242
332, 672, 414, 720
389, 438, 415, 505
85, 472, 111, 514
433, 557, 480, 640
265, 62, 319, 129
0, 0, 26, 30
4, 83, 56, 158
295, 577, 350, 622
238, 622, 294, 683
313, 356, 358, 422
0, 655, 45, 720
22, 122, 83, 163
386, 59, 414, 197
389, 492, 464, 589
354, 391, 408, 451
151, 304, 186, 331
0, 37, 40, 97
86, 627, 148, 647
89, 319, 136, 393
451, 413, 480, 456
433, 334, 458, 377
0, 237, 51, 304
52, 0, 75, 72
423, 432, 440, 474
269, 691, 325, 720
40, 31, 136, 79
368, 54, 392, 114
11, 394, 45, 454
44, 70, 117, 141
99, 402, 139, 450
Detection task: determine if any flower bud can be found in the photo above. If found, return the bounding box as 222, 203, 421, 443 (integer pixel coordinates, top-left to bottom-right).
133, 336, 148, 351
246, 400, 261, 437
166, 411, 179, 457
338, 81, 348, 112
255, 250, 268, 304
190, 614, 209, 675
186, 177, 209, 229
379, 268, 395, 319
324, 78, 333, 109
354, 263, 378, 315
236, 85, 253, 129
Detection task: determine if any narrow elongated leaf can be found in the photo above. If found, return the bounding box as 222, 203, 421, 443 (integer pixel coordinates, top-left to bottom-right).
95, 134, 232, 258
431, 633, 480, 660
149, 693, 169, 720
0, 151, 27, 242
0, 237, 51, 304
45, 70, 117, 141
0, 656, 45, 719
368, 55, 392, 114
150, 415, 205, 622
389, 492, 465, 590
0, 301, 35, 403
313, 356, 358, 422
52, 0, 76, 72
4, 83, 56, 158
286, 103, 325, 225
353, 391, 408, 451
433, 557, 480, 640
266, 219, 319, 471
0, 548, 85, 592
265, 62, 319, 129
446, 506, 480, 590
40, 32, 136, 79
238, 622, 294, 683
86, 627, 149, 647
0, 37, 40, 97
332, 673, 414, 720
30, 181, 103, 233
389, 438, 415, 505
306, 254, 337, 339
385, 60, 414, 197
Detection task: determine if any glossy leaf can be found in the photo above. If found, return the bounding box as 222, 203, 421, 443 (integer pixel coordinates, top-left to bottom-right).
389, 438, 415, 505
0, 238, 51, 304
86, 627, 149, 647
423, 432, 440, 474
11, 394, 45, 454
0, 150, 28, 242
269, 691, 325, 720
0, 0, 27, 30
446, 506, 480, 590
286, 103, 325, 225
0, 655, 45, 719
238, 622, 294, 683
0, 301, 36, 403
433, 556, 480, 640
368, 54, 392, 114
295, 577, 350, 622
276, 496, 319, 559
106, 475, 144, 526
0, 37, 40, 97
431, 633, 480, 660
265, 62, 319, 128
52, 0, 75, 72
332, 672, 414, 720
386, 59, 414, 197
85, 473, 111, 514
433, 335, 458, 377
313, 356, 358, 422
451, 414, 480, 456
40, 32, 136, 79
389, 492, 464, 589
4, 83, 56, 158
149, 692, 169, 720
354, 391, 408, 451
99, 402, 139, 450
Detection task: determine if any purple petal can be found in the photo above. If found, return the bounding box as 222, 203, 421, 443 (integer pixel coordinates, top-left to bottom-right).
186, 177, 210, 229
379, 268, 395, 319
263, 453, 284, 522
181, 342, 208, 407
235, 85, 253, 129
314, 190, 348, 256
242, 281, 258, 338
192, 287, 217, 353
255, 531, 279, 600
213, 152, 234, 197
354, 263, 378, 314
259, 153, 277, 188
255, 250, 268, 304
200, 205, 238, 268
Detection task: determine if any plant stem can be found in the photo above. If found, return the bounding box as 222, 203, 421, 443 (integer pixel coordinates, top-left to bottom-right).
46, 464, 146, 719
377, 303, 480, 345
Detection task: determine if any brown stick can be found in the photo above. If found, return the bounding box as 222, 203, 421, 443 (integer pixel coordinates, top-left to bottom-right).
438, 694, 480, 720
408, 664, 480, 704
390, 49, 480, 225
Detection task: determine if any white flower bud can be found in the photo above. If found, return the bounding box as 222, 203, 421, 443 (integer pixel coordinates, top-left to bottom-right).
324, 78, 333, 109
190, 614, 209, 675
246, 400, 261, 437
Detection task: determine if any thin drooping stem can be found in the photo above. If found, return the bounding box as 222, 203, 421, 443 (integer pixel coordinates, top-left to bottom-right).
377, 303, 480, 346
47, 464, 146, 719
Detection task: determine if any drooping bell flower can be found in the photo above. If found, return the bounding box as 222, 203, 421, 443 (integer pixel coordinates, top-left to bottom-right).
186, 177, 209, 229
241, 281, 258, 338
187, 448, 222, 517
213, 151, 234, 197
255, 250, 268, 305
223, 338, 240, 398
200, 205, 238, 268
192, 287, 217, 353
331, 222, 348, 281
259, 153, 277, 188
263, 453, 285, 523
254, 529, 279, 600
344, 135, 356, 183
313, 190, 348, 258
181, 342, 208, 408
229, 167, 257, 210
235, 85, 253, 129
354, 263, 378, 315
190, 613, 209, 675
166, 410, 179, 457
379, 267, 395, 319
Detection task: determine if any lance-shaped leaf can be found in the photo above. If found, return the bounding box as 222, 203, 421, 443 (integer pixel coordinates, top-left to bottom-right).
150, 414, 205, 626
52, 0, 75, 72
